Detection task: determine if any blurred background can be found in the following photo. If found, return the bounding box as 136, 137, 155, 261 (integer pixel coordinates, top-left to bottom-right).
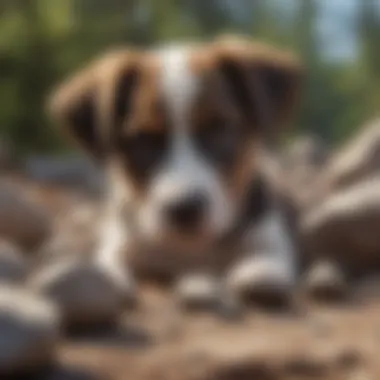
0, 0, 380, 156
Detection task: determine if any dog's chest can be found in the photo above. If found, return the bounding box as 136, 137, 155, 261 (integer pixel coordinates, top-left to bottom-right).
126, 176, 275, 279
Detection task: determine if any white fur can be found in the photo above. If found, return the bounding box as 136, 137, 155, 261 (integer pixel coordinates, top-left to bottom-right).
94, 166, 136, 283
246, 211, 294, 261
93, 45, 296, 301
136, 46, 237, 245
95, 203, 125, 269
229, 209, 296, 289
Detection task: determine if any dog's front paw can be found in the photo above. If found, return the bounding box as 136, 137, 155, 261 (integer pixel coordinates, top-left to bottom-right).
174, 273, 223, 311
31, 259, 137, 329
226, 255, 295, 308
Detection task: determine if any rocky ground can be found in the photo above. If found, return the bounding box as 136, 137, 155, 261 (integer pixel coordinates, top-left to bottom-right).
3, 119, 380, 379
30, 289, 380, 380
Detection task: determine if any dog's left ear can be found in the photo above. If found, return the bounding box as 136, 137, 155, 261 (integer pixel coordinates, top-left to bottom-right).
47, 50, 139, 161
214, 35, 304, 140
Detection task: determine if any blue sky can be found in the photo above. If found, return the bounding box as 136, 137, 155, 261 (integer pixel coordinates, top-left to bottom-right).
224, 0, 363, 61
274, 0, 361, 61
318, 0, 359, 61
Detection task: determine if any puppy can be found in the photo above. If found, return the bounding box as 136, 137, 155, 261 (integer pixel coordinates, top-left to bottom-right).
49, 35, 303, 310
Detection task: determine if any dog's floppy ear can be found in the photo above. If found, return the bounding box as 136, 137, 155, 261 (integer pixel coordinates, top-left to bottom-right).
214, 35, 303, 141
48, 50, 139, 161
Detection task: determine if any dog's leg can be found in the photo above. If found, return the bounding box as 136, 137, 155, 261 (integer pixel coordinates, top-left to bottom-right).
87, 172, 142, 311
32, 189, 137, 328
174, 271, 223, 311
175, 271, 245, 319
226, 209, 297, 306
94, 201, 136, 296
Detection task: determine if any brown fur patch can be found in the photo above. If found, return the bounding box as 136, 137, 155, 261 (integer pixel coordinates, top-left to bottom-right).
49, 36, 302, 204
186, 36, 303, 204
49, 49, 168, 158
49, 49, 141, 158
124, 54, 166, 135
50, 36, 302, 154
214, 35, 304, 133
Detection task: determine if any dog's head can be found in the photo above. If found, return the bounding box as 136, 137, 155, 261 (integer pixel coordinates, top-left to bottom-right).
49, 36, 303, 250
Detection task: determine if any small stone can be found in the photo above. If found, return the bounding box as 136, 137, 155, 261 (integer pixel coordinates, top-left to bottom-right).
175, 273, 222, 311
31, 259, 136, 328
0, 284, 59, 376
335, 348, 362, 370
304, 260, 346, 301
0, 240, 28, 283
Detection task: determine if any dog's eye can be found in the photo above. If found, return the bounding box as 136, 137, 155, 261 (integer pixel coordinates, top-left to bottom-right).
121, 131, 168, 176
196, 120, 243, 167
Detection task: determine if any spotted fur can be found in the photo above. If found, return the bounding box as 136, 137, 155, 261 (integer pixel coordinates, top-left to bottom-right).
49, 36, 303, 302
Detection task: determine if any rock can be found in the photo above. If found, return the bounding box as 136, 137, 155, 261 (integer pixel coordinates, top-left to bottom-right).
39, 203, 98, 264
301, 177, 380, 273
25, 154, 104, 195
280, 136, 329, 212
31, 260, 136, 328
317, 119, 380, 199
175, 273, 222, 311
285, 134, 329, 170
0, 240, 28, 283
0, 182, 51, 251
303, 260, 346, 300
0, 284, 59, 376
226, 256, 294, 308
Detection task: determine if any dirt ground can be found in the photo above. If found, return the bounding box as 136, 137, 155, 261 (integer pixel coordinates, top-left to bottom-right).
32, 286, 380, 380
3, 175, 380, 380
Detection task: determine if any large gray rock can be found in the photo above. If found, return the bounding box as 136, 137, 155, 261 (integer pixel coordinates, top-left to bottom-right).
31, 259, 136, 328
0, 285, 59, 376
301, 177, 380, 274
0, 182, 51, 251
39, 203, 99, 264
0, 240, 28, 283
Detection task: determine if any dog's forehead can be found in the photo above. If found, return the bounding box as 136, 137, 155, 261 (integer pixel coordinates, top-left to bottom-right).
126, 43, 224, 134
150, 44, 211, 106
154, 45, 199, 121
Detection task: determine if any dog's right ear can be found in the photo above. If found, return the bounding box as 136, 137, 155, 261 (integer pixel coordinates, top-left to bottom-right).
48, 50, 139, 161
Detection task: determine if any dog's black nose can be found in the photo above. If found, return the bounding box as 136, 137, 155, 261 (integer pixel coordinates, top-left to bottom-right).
165, 192, 208, 231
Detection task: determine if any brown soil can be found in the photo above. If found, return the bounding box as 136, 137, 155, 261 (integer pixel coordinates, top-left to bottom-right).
3, 175, 380, 380
39, 287, 380, 380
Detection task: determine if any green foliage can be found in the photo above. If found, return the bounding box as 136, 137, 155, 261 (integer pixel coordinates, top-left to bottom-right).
0, 0, 379, 155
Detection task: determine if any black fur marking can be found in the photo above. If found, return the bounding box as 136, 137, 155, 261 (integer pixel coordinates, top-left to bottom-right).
219, 175, 271, 247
